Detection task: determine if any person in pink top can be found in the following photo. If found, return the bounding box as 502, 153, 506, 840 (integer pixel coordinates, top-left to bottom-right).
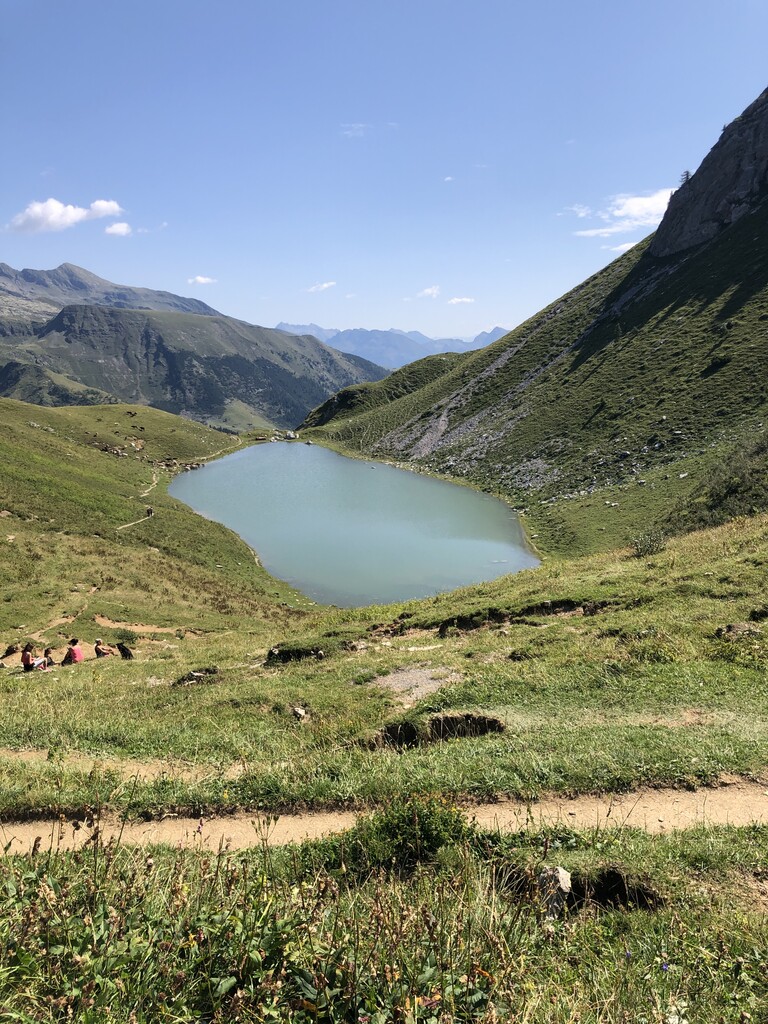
61, 638, 84, 665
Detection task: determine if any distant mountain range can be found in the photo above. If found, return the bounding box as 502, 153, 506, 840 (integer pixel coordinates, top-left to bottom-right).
276, 323, 509, 368
0, 264, 387, 429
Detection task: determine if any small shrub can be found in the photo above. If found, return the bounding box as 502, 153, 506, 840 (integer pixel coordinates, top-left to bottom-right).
115, 627, 138, 645
302, 796, 472, 879
629, 529, 668, 557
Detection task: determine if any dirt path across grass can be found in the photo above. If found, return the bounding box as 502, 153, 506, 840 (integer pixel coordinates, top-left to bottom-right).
2, 777, 767, 855
93, 614, 184, 635
139, 471, 158, 498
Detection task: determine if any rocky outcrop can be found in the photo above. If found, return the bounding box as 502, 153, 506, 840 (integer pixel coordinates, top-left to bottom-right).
650, 87, 768, 257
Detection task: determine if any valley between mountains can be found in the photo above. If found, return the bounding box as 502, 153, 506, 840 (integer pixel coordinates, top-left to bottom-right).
1, 85, 768, 1024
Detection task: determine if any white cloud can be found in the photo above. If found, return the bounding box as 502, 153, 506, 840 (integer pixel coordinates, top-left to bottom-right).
448, 296, 475, 305
417, 285, 440, 299
308, 281, 336, 293
573, 188, 673, 238
187, 275, 216, 285
10, 197, 123, 233
567, 203, 592, 218
444, 176, 454, 182
341, 123, 367, 138
105, 222, 132, 236
604, 241, 637, 253
89, 199, 123, 219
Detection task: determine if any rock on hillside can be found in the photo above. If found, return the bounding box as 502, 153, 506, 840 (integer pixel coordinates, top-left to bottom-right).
651, 87, 768, 257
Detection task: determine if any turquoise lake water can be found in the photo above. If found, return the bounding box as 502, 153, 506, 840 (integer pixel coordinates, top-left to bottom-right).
168, 443, 539, 606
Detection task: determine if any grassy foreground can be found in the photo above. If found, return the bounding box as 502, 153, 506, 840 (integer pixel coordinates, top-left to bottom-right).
1, 807, 767, 1021
2, 398, 767, 1021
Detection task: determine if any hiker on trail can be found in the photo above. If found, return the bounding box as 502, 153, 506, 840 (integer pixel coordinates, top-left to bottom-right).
94, 638, 115, 658
21, 643, 45, 672
61, 638, 84, 665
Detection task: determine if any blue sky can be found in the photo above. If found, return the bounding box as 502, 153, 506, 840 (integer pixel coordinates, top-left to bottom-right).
3, 0, 766, 338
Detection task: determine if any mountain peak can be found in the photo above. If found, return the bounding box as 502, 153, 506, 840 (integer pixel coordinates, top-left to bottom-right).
650, 86, 768, 257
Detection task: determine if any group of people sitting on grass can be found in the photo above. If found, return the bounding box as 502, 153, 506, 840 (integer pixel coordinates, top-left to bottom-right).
20, 637, 133, 671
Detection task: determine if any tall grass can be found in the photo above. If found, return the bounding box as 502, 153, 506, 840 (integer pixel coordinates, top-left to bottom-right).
1, 807, 767, 1021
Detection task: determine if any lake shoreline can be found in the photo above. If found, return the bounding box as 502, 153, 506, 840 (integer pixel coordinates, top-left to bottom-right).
169, 438, 539, 607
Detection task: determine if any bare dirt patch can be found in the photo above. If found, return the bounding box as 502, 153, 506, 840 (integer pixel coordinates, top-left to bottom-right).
0, 748, 244, 784
3, 778, 768, 855
94, 615, 184, 635
373, 667, 459, 707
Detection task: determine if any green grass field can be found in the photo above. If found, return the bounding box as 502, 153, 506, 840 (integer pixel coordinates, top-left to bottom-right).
2, 397, 767, 1021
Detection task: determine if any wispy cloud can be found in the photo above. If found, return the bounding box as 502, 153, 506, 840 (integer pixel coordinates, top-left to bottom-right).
341, 123, 367, 138
341, 121, 399, 139
10, 197, 123, 233
603, 241, 637, 254
566, 203, 592, 218
572, 188, 673, 238
448, 296, 474, 305
417, 285, 441, 299
187, 275, 216, 285
308, 281, 336, 293
105, 222, 132, 236
444, 176, 454, 182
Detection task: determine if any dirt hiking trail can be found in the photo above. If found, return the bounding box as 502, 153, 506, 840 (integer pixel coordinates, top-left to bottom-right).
2, 777, 768, 855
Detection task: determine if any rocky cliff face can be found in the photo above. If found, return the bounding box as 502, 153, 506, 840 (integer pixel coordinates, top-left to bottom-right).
650, 87, 768, 257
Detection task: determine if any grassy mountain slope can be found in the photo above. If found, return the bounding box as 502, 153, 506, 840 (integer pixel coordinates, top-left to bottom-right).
0, 304, 388, 429
303, 201, 768, 547
0, 393, 766, 817
0, 360, 115, 406
0, 399, 306, 642
2, 396, 768, 1022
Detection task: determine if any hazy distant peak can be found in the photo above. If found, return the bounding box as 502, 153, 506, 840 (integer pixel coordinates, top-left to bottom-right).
275, 322, 340, 343
276, 322, 506, 368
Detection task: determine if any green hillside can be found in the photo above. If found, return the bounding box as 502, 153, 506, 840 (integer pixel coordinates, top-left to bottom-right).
301, 89, 768, 556
0, 304, 388, 430
303, 200, 768, 550
0, 263, 389, 430
2, 396, 768, 1022
0, 400, 306, 641
2, 90, 768, 1024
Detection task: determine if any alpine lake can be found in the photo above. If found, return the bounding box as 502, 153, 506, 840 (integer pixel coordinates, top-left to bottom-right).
169, 442, 539, 606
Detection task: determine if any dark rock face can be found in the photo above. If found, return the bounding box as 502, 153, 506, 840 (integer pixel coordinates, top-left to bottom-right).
650, 88, 768, 257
